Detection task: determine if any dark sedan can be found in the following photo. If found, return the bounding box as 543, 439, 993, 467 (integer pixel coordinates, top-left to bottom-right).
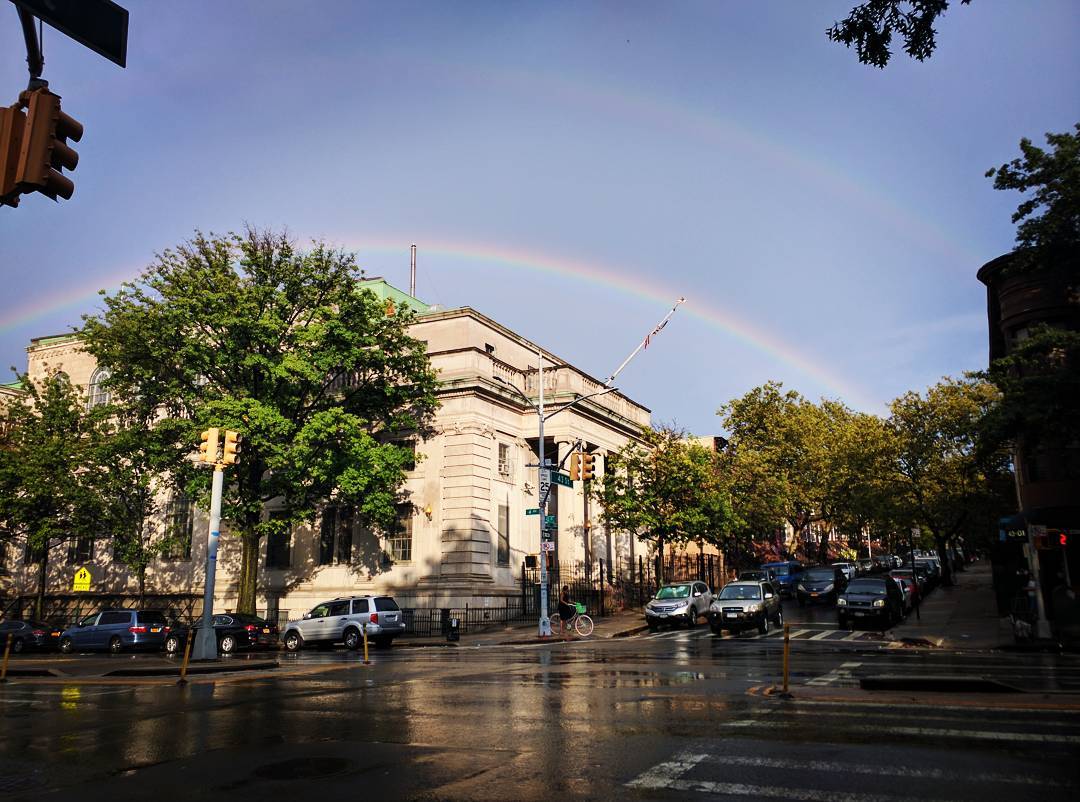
164, 615, 252, 656
838, 577, 905, 630
0, 620, 62, 653
221, 612, 279, 649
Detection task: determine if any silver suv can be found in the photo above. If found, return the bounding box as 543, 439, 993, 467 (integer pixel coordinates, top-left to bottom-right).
707, 580, 782, 635
644, 581, 713, 630
281, 595, 405, 651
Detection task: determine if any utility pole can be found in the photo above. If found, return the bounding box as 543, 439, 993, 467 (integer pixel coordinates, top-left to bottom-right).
537, 347, 552, 637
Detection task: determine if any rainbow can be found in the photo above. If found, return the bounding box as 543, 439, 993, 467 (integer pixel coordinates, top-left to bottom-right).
336, 235, 872, 405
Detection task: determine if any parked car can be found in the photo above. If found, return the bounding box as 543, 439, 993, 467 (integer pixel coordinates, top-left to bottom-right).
281, 595, 405, 651
164, 615, 252, 655
856, 558, 875, 574
707, 581, 782, 635
737, 569, 767, 582
837, 577, 905, 630
761, 561, 803, 597
832, 562, 857, 583
797, 566, 846, 606
870, 555, 893, 573
644, 581, 712, 630
0, 620, 62, 653
59, 609, 170, 654
915, 558, 941, 588
221, 612, 279, 649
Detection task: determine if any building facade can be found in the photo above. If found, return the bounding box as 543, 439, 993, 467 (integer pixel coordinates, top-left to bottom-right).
1, 280, 654, 620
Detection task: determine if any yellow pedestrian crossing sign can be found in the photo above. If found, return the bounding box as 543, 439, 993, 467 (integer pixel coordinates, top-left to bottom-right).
72, 566, 92, 592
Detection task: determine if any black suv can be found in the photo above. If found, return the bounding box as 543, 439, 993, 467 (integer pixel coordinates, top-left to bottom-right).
837, 577, 905, 630
796, 566, 846, 606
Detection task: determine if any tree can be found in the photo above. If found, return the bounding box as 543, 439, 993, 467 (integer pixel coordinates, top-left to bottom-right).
80, 229, 439, 613
0, 373, 113, 619
827, 1, 971, 68
595, 427, 732, 582
885, 377, 1009, 585
985, 124, 1080, 274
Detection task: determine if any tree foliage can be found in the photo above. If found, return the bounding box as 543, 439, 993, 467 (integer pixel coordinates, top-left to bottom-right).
0, 374, 113, 618
985, 123, 1080, 274
827, 0, 970, 68
595, 426, 732, 580
80, 229, 439, 613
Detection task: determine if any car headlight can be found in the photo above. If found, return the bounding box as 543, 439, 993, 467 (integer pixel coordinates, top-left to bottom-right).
837, 597, 847, 606
746, 603, 763, 613
872, 599, 886, 608
823, 583, 834, 593
797, 584, 806, 592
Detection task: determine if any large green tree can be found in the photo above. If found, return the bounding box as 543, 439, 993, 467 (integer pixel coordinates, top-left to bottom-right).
595, 427, 733, 583
81, 229, 439, 613
0, 373, 113, 618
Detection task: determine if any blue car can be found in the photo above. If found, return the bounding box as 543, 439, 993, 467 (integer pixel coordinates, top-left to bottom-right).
761, 561, 803, 597
59, 609, 170, 654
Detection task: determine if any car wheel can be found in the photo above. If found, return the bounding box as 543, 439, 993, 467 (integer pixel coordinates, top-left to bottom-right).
219, 635, 237, 654
775, 608, 784, 626
11, 637, 25, 654
108, 636, 123, 654
686, 612, 697, 629
758, 616, 770, 635
343, 628, 361, 651
647, 621, 658, 632
283, 631, 303, 652
59, 636, 73, 654
164, 635, 181, 655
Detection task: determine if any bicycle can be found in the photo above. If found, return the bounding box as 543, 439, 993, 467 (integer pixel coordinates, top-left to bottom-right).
549, 602, 594, 637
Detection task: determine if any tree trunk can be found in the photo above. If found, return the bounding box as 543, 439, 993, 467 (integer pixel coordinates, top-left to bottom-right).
657, 537, 665, 585
138, 565, 147, 604
237, 529, 260, 614
934, 536, 954, 587
34, 547, 49, 621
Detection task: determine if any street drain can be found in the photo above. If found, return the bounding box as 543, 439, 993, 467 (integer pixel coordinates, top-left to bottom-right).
253, 757, 352, 781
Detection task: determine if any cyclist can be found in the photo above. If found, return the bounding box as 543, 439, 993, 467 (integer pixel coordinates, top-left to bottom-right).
557, 585, 575, 634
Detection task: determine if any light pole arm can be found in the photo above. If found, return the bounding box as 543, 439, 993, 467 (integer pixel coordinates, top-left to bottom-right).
543, 387, 618, 423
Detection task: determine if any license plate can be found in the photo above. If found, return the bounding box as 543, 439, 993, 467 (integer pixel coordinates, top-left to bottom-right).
262, 628, 270, 633
150, 627, 162, 633
725, 613, 738, 618
811, 592, 819, 597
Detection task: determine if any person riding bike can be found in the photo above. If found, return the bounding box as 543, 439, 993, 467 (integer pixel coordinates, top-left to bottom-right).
558, 585, 575, 634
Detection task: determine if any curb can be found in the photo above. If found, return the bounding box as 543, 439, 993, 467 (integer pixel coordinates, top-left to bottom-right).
104, 659, 279, 677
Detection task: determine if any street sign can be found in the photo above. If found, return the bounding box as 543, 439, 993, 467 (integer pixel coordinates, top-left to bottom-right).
72, 566, 91, 592
551, 472, 573, 488
540, 541, 555, 552
525, 508, 540, 515
544, 515, 556, 527
12, 0, 129, 68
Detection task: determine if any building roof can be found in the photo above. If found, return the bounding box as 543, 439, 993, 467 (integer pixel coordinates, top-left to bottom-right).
357, 277, 431, 315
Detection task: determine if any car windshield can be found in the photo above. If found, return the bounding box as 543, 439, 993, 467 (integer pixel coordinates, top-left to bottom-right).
846, 580, 886, 595
719, 585, 761, 600
656, 585, 692, 600
804, 569, 835, 582
765, 565, 789, 576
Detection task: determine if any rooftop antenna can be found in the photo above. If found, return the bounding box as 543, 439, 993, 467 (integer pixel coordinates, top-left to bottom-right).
410, 243, 417, 297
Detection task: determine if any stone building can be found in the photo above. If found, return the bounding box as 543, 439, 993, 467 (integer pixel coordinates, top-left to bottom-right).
0, 279, 653, 620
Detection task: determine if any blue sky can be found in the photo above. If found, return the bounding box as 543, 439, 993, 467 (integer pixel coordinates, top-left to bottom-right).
1, 1, 1076, 433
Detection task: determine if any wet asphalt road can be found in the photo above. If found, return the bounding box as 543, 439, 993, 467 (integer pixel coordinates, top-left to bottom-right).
1, 625, 1078, 802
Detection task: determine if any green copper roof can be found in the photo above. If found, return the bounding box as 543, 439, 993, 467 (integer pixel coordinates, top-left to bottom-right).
357, 277, 430, 315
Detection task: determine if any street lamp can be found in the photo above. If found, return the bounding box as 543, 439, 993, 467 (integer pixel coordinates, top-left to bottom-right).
494, 356, 617, 637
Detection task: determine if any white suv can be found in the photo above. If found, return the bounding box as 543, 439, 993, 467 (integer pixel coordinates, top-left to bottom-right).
281, 595, 405, 651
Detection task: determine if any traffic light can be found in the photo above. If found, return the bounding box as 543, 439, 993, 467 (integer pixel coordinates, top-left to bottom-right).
581, 452, 596, 482
0, 103, 26, 207
569, 452, 581, 481
221, 430, 241, 465
15, 88, 82, 201
199, 428, 220, 463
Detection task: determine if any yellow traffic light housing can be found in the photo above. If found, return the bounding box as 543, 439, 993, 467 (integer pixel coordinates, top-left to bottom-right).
221, 430, 241, 465
569, 452, 581, 481
581, 453, 596, 482
199, 428, 220, 463
15, 88, 82, 201
0, 104, 26, 207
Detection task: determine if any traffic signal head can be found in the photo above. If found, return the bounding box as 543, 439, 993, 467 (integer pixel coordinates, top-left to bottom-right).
581, 452, 596, 482
569, 452, 581, 481
16, 88, 82, 201
199, 427, 220, 463
0, 104, 26, 206
221, 430, 241, 465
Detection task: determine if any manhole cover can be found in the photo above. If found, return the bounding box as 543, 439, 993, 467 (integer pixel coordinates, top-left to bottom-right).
253, 757, 351, 781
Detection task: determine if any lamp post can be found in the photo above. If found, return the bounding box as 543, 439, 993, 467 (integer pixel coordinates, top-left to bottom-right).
495, 354, 617, 638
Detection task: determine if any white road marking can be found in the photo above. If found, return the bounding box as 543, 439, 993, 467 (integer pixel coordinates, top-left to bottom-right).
625, 751, 707, 788
807, 661, 862, 686
729, 719, 1080, 744
757, 705, 1080, 729
789, 697, 1080, 715
808, 631, 834, 641
842, 630, 864, 641
699, 754, 1067, 786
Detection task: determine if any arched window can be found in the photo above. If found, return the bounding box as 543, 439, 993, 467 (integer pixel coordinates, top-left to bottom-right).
87, 367, 111, 409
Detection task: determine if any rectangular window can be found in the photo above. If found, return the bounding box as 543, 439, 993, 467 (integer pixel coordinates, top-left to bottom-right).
319, 505, 353, 565
23, 541, 43, 566
266, 511, 292, 570
68, 536, 93, 563
164, 493, 195, 560
319, 508, 335, 565
498, 443, 511, 476
387, 504, 413, 563
497, 504, 510, 565
351, 598, 370, 615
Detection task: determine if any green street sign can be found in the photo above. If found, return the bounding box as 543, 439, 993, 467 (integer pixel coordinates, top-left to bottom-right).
525, 508, 540, 516
551, 472, 573, 488
544, 515, 557, 527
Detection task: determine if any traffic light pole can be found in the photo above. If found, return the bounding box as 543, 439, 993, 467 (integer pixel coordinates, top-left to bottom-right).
192, 465, 224, 661
537, 348, 551, 637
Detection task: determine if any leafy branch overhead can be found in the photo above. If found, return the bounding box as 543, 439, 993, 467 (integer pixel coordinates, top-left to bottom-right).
827, 0, 971, 68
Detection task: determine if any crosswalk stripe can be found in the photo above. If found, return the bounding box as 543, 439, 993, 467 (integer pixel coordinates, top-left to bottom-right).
808, 631, 833, 641
727, 719, 1080, 744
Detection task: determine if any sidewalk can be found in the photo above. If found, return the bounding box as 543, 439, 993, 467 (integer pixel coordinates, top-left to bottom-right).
887, 561, 1013, 650
396, 608, 648, 648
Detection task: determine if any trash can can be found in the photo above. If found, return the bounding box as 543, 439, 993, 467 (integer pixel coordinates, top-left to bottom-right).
447, 617, 460, 642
